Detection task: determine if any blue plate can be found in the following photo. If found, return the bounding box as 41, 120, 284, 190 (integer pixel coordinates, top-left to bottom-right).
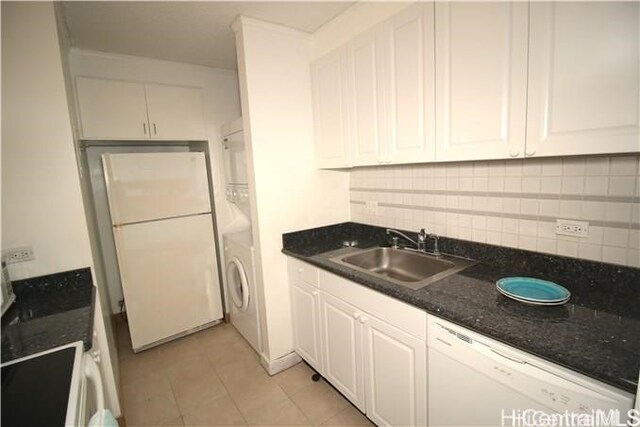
496, 277, 570, 305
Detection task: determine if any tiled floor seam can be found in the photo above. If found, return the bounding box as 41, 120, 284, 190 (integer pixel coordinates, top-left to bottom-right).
285, 383, 315, 426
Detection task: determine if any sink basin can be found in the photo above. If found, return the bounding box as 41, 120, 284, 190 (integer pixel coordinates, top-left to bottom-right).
331, 247, 475, 290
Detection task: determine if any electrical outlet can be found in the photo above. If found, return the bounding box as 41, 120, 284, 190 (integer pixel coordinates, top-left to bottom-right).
2, 246, 35, 264
365, 201, 378, 215
555, 219, 589, 237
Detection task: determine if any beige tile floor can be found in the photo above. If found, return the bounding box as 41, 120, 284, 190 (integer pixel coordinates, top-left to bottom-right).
116, 320, 374, 427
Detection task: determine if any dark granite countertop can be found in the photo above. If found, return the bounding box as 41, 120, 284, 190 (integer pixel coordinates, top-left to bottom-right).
282, 222, 640, 394
1, 267, 95, 363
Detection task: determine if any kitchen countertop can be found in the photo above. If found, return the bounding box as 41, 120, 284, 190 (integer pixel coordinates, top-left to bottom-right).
1, 267, 95, 363
282, 222, 640, 394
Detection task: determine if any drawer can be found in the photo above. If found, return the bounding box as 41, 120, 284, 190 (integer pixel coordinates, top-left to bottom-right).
287, 257, 319, 287
319, 270, 426, 341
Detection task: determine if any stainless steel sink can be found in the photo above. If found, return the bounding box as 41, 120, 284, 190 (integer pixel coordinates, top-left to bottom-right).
331, 247, 475, 290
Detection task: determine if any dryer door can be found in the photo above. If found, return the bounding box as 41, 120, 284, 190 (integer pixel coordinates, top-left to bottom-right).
227, 257, 250, 311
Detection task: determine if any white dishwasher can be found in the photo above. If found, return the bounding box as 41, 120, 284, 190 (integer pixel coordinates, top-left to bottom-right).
427, 316, 634, 427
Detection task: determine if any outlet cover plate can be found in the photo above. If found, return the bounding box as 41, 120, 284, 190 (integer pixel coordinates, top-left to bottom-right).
555, 219, 589, 237
2, 246, 35, 264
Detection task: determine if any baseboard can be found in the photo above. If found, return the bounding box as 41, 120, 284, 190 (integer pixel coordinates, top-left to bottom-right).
260, 351, 302, 375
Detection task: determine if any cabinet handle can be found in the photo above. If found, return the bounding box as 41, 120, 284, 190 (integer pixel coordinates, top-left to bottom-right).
143, 123, 147, 135
353, 313, 361, 320
525, 148, 536, 157
509, 150, 520, 158
359, 316, 368, 324
153, 123, 157, 135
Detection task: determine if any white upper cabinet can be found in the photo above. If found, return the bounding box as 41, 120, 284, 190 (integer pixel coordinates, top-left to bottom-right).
435, 2, 529, 161
310, 1, 639, 167
75, 77, 206, 141
76, 77, 149, 140
145, 84, 206, 140
526, 2, 640, 157
347, 27, 385, 166
383, 2, 436, 164
311, 47, 351, 168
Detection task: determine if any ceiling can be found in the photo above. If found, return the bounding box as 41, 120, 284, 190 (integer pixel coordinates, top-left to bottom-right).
59, 1, 354, 70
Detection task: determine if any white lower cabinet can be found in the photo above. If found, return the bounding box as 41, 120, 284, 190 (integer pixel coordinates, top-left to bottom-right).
288, 258, 427, 426
363, 314, 427, 427
290, 279, 323, 372
320, 291, 366, 411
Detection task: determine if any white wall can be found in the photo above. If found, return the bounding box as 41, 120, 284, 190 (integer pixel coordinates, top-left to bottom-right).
2, 2, 95, 280
1, 2, 121, 417
311, 1, 413, 60
67, 50, 244, 313
233, 17, 351, 362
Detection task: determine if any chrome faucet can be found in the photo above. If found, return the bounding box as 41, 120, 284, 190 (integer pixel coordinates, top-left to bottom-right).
428, 233, 442, 257
386, 228, 442, 256
386, 228, 428, 252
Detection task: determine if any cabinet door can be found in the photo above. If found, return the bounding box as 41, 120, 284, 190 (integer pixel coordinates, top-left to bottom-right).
362, 315, 427, 427
75, 77, 149, 140
290, 279, 323, 372
435, 2, 529, 161
145, 84, 207, 141
382, 2, 436, 164
320, 292, 365, 411
311, 48, 351, 168
347, 27, 385, 166
526, 2, 640, 157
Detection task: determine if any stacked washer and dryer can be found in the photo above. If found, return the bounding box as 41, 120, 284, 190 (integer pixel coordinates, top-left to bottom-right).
220, 118, 261, 353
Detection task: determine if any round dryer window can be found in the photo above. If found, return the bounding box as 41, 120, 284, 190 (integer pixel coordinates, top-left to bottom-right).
227, 257, 250, 311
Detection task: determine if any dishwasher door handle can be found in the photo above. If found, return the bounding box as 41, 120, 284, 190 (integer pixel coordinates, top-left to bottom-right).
489, 347, 525, 364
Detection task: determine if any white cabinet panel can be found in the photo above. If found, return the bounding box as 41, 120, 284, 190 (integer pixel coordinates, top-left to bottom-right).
383, 2, 436, 164
320, 270, 426, 341
291, 279, 323, 372
320, 292, 365, 411
145, 84, 206, 141
76, 77, 149, 140
287, 258, 319, 287
363, 315, 427, 427
348, 28, 385, 166
435, 2, 529, 161
312, 48, 351, 168
527, 2, 640, 156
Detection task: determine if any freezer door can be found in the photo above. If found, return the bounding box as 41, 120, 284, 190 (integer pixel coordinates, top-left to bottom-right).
102, 152, 211, 225
113, 214, 223, 350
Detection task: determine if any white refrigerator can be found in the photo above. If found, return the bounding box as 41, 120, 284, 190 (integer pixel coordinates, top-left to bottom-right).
102, 152, 223, 351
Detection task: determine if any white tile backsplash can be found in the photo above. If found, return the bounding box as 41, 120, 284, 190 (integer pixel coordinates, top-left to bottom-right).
350, 154, 640, 268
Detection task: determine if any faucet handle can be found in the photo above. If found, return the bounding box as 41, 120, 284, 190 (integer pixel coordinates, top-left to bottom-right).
391, 237, 399, 249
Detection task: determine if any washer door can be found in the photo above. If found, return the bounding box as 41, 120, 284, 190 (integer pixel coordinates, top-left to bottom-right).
227, 257, 249, 311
